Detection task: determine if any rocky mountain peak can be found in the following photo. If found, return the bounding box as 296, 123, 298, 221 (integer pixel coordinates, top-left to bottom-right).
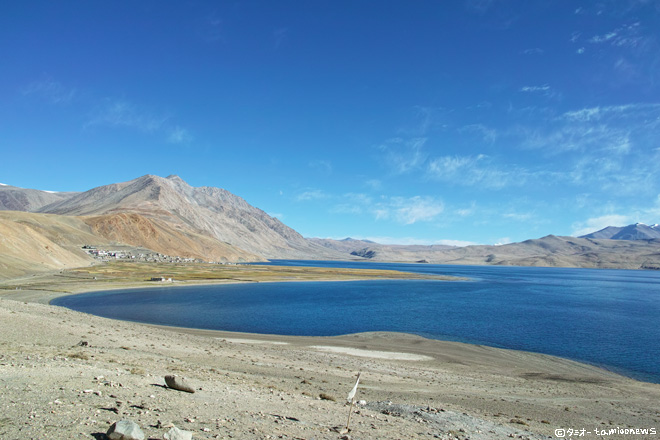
33, 174, 341, 260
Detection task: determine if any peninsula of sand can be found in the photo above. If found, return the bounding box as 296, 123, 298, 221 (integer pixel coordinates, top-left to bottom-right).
1, 264, 659, 440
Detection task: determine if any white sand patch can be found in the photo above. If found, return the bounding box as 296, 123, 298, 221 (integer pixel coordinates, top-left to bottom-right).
217, 337, 289, 345
311, 345, 433, 361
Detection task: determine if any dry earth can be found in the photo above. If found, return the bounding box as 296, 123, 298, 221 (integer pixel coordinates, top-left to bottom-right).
1, 280, 660, 440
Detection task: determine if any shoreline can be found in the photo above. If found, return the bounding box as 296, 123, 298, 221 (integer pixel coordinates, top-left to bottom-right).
6, 271, 657, 385
2, 268, 660, 438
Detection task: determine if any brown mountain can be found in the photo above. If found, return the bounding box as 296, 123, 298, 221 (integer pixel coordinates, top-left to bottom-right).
0, 211, 101, 279
39, 174, 343, 261
82, 212, 261, 263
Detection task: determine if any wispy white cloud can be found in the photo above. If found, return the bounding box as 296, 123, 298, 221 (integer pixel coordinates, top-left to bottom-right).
455, 201, 477, 217
296, 189, 328, 201
22, 78, 76, 104
561, 103, 660, 122
378, 137, 428, 174
589, 23, 643, 48
168, 126, 193, 144
512, 103, 660, 195
590, 31, 619, 44
86, 98, 193, 144
332, 193, 373, 215
426, 154, 521, 189
519, 84, 561, 100
381, 196, 445, 225
520, 84, 551, 93
86, 99, 167, 132
331, 193, 444, 225
502, 212, 534, 222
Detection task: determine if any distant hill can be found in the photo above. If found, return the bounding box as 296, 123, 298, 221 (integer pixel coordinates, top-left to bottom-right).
310, 235, 660, 270
0, 184, 78, 212
579, 223, 660, 240
308, 238, 455, 262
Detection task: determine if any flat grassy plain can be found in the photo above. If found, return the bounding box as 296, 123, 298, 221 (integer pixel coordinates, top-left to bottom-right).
0, 260, 463, 303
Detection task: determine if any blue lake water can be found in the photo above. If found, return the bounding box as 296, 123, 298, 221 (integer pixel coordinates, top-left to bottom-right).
52, 261, 660, 383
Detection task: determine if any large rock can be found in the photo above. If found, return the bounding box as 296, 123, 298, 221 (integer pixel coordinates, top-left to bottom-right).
164, 374, 195, 393
107, 419, 145, 440
163, 425, 193, 440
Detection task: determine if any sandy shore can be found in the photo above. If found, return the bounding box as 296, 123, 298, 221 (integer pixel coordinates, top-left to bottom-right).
1, 279, 660, 439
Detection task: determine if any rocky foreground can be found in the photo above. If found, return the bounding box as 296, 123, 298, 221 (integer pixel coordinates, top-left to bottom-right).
1, 295, 659, 440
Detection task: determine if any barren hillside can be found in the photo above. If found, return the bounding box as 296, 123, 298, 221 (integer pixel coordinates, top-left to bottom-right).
41, 174, 344, 260
83, 213, 263, 263
0, 211, 100, 279
0, 184, 77, 212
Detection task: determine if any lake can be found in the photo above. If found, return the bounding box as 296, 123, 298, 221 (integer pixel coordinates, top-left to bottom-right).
52, 260, 660, 383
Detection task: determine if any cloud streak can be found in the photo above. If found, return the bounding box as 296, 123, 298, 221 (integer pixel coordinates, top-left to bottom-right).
378, 137, 428, 175
85, 98, 193, 144
426, 154, 523, 189
86, 99, 167, 132
375, 196, 445, 225
21, 78, 76, 104
168, 126, 193, 144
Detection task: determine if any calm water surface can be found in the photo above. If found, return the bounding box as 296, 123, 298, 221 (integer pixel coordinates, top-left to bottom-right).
52, 261, 660, 383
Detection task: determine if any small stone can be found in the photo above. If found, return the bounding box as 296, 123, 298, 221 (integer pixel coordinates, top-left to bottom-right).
107, 419, 145, 440
164, 425, 193, 440
165, 375, 195, 393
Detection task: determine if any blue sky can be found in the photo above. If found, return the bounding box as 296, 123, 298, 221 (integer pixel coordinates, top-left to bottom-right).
2, 1, 660, 245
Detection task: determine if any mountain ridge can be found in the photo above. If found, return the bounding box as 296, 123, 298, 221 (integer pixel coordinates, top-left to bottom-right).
580, 223, 660, 240
0, 184, 79, 212
38, 174, 342, 261
1, 175, 660, 275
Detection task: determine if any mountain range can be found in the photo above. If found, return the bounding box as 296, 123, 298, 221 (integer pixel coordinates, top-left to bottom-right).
579, 223, 660, 240
1, 175, 659, 278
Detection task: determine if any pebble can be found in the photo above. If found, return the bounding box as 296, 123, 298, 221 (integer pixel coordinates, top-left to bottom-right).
107, 419, 145, 440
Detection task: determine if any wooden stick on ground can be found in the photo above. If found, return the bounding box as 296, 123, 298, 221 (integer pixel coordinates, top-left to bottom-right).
344, 372, 361, 433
